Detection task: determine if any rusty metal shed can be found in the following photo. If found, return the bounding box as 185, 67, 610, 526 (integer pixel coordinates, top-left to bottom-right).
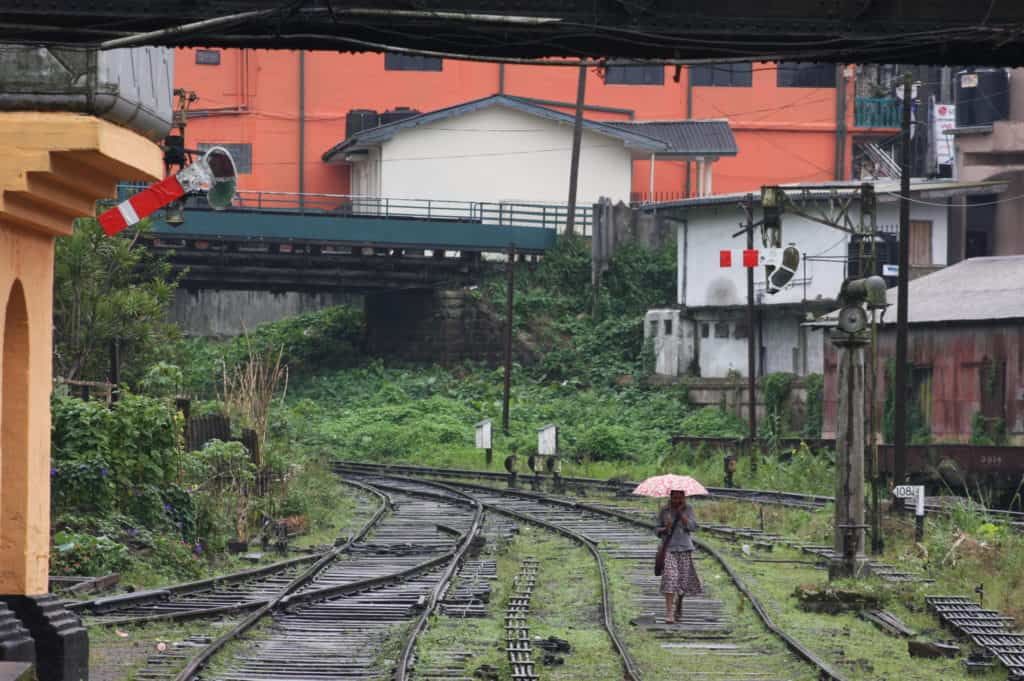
822, 256, 1024, 444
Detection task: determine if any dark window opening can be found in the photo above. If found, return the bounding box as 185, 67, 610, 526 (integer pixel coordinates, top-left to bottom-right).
195, 49, 221, 65
966, 193, 996, 258
908, 365, 933, 442
605, 63, 665, 85
714, 322, 730, 339
649, 321, 659, 338
700, 323, 710, 338
663, 319, 673, 336
980, 358, 1007, 419
385, 53, 442, 71
733, 322, 748, 339
777, 62, 836, 88
197, 142, 252, 174
690, 62, 753, 87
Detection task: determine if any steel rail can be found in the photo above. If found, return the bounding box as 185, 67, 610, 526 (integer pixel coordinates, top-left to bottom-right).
373, 474, 850, 681
390, 480, 485, 681
333, 460, 833, 510
74, 477, 384, 621
172, 479, 392, 681
335, 460, 1024, 528
172, 478, 483, 681
358, 473, 643, 681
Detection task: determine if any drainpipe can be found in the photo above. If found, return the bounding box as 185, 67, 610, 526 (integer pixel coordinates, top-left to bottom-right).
499, 63, 505, 95
685, 68, 694, 197
834, 64, 848, 181
299, 51, 306, 211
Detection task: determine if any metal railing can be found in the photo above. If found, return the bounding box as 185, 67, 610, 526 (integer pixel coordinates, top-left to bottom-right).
854, 97, 901, 129
117, 185, 592, 235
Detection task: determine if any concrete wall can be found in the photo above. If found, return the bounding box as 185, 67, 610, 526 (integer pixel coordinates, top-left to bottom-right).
366, 288, 535, 366
372, 105, 634, 209
676, 198, 949, 308
645, 306, 827, 379
171, 289, 363, 337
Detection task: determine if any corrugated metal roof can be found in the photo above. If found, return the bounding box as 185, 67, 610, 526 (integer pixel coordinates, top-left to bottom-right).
811, 256, 1024, 327
648, 179, 1009, 211
322, 94, 667, 161
882, 256, 1024, 324
603, 120, 737, 157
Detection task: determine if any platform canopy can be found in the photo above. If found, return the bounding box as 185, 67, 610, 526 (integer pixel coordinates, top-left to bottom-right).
5, 1, 1024, 66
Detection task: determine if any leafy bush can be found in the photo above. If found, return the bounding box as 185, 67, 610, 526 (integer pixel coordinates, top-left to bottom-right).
51, 531, 130, 576
802, 373, 824, 439
679, 406, 746, 438
572, 423, 631, 461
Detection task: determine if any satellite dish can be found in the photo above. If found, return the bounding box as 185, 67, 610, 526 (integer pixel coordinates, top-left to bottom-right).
201, 146, 237, 210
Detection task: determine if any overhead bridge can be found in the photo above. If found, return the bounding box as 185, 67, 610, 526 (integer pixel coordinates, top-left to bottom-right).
120, 187, 582, 292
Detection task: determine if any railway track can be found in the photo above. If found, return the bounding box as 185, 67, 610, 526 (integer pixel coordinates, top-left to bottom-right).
71, 479, 387, 627
163, 480, 485, 681
347, 469, 848, 681
334, 459, 1024, 529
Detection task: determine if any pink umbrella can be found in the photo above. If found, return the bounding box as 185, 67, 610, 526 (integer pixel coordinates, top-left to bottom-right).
632, 474, 708, 498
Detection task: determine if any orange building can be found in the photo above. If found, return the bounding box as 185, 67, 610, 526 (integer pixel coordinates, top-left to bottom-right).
174, 51, 899, 201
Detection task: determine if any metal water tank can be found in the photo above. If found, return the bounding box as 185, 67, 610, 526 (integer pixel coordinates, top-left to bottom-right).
346, 109, 380, 138
955, 68, 1010, 127
380, 107, 421, 125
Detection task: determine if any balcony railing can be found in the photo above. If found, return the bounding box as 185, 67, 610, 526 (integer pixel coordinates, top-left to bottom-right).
116, 185, 592, 235
855, 97, 901, 129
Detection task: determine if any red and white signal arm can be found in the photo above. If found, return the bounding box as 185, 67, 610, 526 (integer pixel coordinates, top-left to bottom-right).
719, 248, 783, 268
98, 146, 237, 236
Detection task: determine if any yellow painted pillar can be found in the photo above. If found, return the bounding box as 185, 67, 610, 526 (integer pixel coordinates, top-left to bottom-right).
0, 112, 162, 596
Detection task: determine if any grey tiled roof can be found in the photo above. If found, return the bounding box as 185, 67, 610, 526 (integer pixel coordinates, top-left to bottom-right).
322, 94, 667, 161
604, 120, 737, 157
811, 255, 1024, 327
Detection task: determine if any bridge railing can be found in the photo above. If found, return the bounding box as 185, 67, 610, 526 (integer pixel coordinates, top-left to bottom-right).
117, 184, 592, 236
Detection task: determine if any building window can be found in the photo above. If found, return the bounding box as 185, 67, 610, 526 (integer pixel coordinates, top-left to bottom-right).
714, 322, 730, 339
197, 143, 252, 174
776, 62, 836, 88
909, 220, 933, 266
700, 323, 710, 339
690, 62, 753, 87
909, 365, 933, 440
733, 322, 748, 339
385, 53, 443, 71
605, 63, 665, 86
663, 319, 673, 336
195, 49, 221, 66
979, 358, 1007, 419
649, 320, 658, 338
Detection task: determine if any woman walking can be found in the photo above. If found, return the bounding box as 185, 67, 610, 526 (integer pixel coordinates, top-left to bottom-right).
656, 489, 702, 624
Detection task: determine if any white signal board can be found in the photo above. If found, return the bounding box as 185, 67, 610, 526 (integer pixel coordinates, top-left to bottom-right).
538, 424, 558, 455
892, 484, 925, 516
475, 419, 492, 450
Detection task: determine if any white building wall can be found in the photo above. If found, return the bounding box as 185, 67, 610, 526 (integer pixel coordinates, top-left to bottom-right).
677, 198, 949, 307
377, 106, 634, 209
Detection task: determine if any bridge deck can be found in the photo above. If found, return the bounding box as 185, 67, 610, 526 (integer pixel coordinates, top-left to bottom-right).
148, 207, 557, 253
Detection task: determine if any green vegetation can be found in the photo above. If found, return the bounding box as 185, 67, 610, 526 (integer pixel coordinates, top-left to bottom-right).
54, 218, 179, 383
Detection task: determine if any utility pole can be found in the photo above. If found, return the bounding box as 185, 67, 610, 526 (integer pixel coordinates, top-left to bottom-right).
744, 194, 758, 471
893, 73, 913, 498
565, 64, 587, 237
502, 245, 516, 435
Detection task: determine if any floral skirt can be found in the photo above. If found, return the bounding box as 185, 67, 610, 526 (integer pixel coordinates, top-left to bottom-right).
660, 550, 702, 596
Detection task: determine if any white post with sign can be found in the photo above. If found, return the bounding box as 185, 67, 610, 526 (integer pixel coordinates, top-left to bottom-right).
893, 484, 926, 540
475, 419, 493, 465
537, 424, 562, 490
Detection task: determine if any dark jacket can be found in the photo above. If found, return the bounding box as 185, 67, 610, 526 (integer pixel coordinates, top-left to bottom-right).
656, 506, 697, 552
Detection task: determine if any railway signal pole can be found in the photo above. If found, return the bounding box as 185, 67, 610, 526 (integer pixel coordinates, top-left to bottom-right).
893, 73, 914, 500
743, 194, 758, 471
502, 245, 516, 435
